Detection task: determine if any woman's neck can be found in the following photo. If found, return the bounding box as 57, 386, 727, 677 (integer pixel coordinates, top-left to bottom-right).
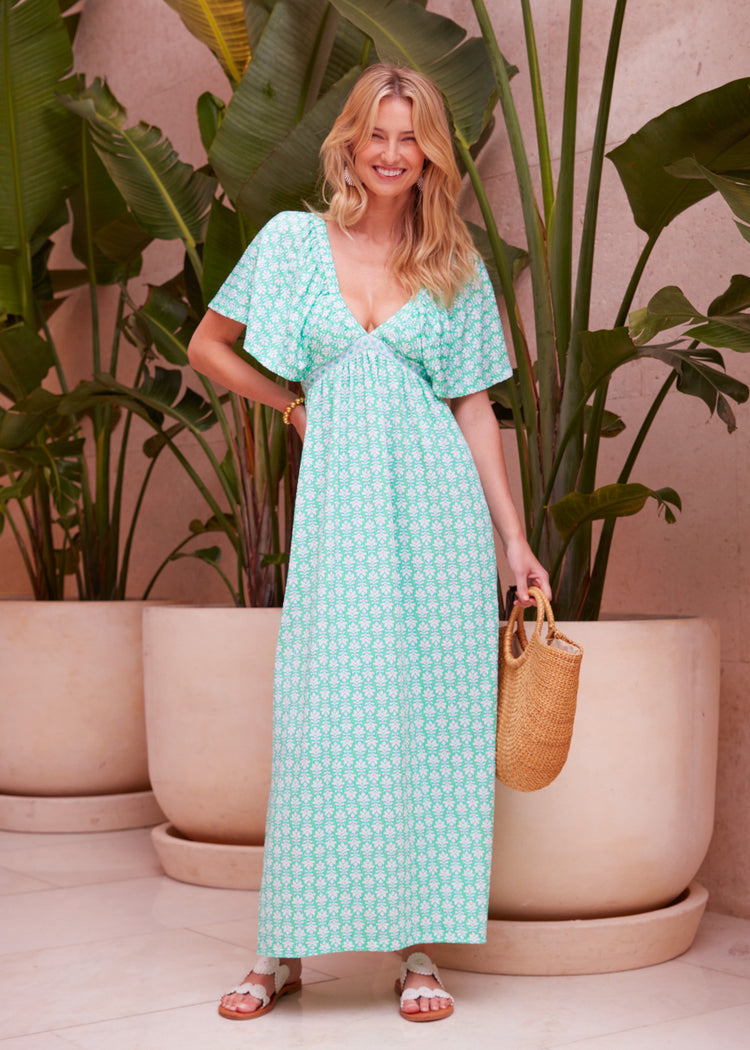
352, 194, 410, 245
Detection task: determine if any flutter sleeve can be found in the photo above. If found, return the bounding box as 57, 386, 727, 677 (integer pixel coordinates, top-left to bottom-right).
426, 258, 513, 399
208, 211, 312, 382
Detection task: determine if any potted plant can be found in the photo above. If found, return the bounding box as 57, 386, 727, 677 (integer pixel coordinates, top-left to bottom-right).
0, 0, 220, 832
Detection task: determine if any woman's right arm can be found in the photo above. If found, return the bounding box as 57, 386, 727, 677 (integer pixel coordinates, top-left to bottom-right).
188, 309, 306, 437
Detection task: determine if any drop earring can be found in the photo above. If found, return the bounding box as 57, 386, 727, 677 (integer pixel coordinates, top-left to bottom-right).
416, 173, 424, 191
344, 167, 354, 187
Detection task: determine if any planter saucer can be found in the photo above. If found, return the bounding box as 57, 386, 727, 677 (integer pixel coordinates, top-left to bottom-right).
0, 790, 165, 833
431, 881, 708, 975
151, 822, 264, 890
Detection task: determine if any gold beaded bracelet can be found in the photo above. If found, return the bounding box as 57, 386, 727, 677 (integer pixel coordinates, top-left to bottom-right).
282, 395, 305, 425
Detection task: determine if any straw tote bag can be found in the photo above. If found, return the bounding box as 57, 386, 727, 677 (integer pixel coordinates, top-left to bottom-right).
496, 586, 583, 792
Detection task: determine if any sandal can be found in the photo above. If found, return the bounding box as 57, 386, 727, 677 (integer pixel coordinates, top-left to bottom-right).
218, 956, 302, 1020
395, 951, 454, 1022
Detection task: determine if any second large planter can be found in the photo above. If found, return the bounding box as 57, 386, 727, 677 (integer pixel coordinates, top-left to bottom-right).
144, 605, 280, 887
433, 615, 720, 975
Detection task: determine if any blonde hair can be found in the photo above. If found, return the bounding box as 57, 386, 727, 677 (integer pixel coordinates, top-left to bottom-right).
320, 65, 478, 307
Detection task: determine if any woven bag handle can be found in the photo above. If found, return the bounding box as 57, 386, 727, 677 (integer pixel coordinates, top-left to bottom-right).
503, 586, 556, 661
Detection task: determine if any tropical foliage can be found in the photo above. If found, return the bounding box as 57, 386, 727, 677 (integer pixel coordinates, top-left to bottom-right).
329, 0, 750, 618
0, 0, 225, 598
3, 0, 749, 615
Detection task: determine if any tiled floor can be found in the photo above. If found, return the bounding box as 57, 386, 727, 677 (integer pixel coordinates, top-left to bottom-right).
1, 828, 750, 1049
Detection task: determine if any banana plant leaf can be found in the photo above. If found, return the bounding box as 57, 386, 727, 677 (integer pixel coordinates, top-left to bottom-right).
159, 0, 250, 84
59, 369, 215, 435
0, 405, 52, 452
0, 431, 85, 516
0, 323, 56, 401
318, 15, 370, 95
91, 214, 152, 268
209, 0, 360, 225
329, 0, 498, 149
60, 80, 216, 260
628, 287, 704, 344
630, 284, 750, 357
582, 322, 749, 430
466, 221, 528, 299
643, 344, 749, 431
666, 156, 750, 240
68, 127, 143, 285
550, 483, 681, 543
608, 77, 750, 237
708, 274, 750, 316
0, 0, 80, 320
202, 199, 247, 304
579, 327, 639, 394
125, 286, 196, 366
197, 91, 226, 154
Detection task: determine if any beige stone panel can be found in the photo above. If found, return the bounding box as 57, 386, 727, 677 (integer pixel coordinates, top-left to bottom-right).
598, 374, 748, 660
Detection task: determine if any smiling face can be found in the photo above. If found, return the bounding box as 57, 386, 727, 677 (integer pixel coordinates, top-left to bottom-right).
352, 95, 426, 203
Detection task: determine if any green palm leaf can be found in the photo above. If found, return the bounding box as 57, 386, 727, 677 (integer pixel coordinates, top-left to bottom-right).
550, 484, 681, 543
0, 0, 80, 320
329, 0, 497, 148
60, 80, 216, 276
608, 78, 750, 237
68, 128, 143, 285
0, 323, 56, 401
210, 0, 361, 225
666, 156, 750, 240
159, 0, 250, 84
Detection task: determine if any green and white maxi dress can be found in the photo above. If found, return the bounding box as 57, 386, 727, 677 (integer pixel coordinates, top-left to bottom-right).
210, 210, 512, 957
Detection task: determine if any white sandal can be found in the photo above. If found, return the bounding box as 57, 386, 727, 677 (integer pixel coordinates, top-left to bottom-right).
395, 951, 454, 1022
218, 956, 302, 1020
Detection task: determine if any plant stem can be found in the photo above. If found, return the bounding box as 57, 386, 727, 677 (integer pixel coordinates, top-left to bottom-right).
520, 0, 554, 224
4, 505, 35, 594
471, 0, 557, 477
39, 313, 68, 394
549, 0, 582, 372
616, 230, 659, 326
553, 0, 628, 617
118, 437, 160, 599
582, 370, 677, 618
569, 0, 628, 494
457, 142, 541, 521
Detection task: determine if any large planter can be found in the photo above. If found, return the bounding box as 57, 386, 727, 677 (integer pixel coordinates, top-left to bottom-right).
144, 608, 720, 974
143, 605, 279, 888
432, 616, 720, 975
0, 601, 164, 832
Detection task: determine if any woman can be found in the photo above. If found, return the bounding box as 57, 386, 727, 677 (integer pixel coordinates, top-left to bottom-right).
188, 64, 549, 1023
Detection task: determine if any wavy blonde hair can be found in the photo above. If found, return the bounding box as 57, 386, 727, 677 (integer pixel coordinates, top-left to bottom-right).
320, 65, 478, 307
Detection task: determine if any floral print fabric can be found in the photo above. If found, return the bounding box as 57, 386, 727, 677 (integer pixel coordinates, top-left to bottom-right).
210, 211, 512, 956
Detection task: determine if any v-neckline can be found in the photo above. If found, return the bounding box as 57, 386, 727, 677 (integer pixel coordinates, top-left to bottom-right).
316, 214, 416, 336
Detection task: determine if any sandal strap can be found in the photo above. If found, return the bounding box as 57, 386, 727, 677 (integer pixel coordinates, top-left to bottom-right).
400, 986, 453, 1005
226, 982, 270, 1009
399, 950, 440, 987
227, 956, 290, 1001
252, 956, 290, 994
398, 951, 453, 1007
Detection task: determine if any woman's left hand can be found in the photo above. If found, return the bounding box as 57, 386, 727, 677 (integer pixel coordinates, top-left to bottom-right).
504, 535, 551, 607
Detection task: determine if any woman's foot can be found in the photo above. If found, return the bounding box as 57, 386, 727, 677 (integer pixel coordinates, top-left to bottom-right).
397, 951, 454, 1021
218, 957, 302, 1019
